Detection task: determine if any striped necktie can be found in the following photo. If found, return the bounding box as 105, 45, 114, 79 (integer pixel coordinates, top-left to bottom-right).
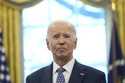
56, 68, 65, 83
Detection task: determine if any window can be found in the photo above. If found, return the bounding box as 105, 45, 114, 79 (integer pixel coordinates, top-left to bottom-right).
22, 0, 107, 82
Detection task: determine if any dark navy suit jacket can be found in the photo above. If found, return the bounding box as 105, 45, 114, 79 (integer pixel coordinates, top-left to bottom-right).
26, 61, 106, 83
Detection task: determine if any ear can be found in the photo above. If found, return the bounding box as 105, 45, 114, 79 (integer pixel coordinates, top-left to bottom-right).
46, 38, 50, 50
74, 38, 77, 49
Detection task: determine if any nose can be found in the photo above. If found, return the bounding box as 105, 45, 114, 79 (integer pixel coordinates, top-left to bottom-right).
58, 38, 65, 45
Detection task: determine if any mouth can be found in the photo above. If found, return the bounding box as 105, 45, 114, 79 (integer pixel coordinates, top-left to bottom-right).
56, 48, 66, 53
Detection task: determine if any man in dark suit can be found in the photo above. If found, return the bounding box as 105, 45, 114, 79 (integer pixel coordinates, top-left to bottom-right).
26, 20, 106, 83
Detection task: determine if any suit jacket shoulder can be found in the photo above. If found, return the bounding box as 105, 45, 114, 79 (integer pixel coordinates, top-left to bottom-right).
26, 64, 52, 83
73, 61, 106, 83
77, 62, 105, 75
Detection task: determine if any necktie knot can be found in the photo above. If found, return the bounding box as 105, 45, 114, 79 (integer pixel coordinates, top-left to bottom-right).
56, 68, 65, 73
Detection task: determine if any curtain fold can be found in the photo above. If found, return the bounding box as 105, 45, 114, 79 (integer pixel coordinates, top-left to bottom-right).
80, 0, 109, 8
113, 0, 125, 57
0, 1, 22, 83
3, 0, 42, 8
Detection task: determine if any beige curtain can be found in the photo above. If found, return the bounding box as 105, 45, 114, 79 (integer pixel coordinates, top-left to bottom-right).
0, 1, 22, 83
112, 0, 125, 57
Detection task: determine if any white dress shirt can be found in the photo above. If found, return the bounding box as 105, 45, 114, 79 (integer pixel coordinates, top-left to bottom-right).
53, 58, 75, 83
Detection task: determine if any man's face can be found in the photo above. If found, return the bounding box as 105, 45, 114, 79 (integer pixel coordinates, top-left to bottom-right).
46, 22, 77, 61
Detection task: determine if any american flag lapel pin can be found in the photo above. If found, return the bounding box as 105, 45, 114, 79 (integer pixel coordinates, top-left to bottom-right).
80, 72, 85, 77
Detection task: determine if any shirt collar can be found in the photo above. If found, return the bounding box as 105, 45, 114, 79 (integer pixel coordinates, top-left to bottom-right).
53, 58, 75, 73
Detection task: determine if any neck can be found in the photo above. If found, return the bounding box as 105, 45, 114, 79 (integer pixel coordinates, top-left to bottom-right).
54, 57, 73, 67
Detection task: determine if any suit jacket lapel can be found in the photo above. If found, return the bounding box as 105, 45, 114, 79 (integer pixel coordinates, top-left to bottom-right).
69, 61, 86, 83
42, 63, 53, 83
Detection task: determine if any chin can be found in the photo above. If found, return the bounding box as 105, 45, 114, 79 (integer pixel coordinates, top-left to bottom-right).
56, 54, 65, 57
56, 53, 66, 58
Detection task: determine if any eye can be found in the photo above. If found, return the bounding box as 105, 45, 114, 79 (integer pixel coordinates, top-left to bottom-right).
53, 34, 60, 39
63, 34, 70, 38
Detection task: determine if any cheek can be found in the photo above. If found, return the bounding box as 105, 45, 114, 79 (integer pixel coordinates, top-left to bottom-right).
49, 42, 56, 51
70, 42, 76, 49
67, 43, 74, 49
